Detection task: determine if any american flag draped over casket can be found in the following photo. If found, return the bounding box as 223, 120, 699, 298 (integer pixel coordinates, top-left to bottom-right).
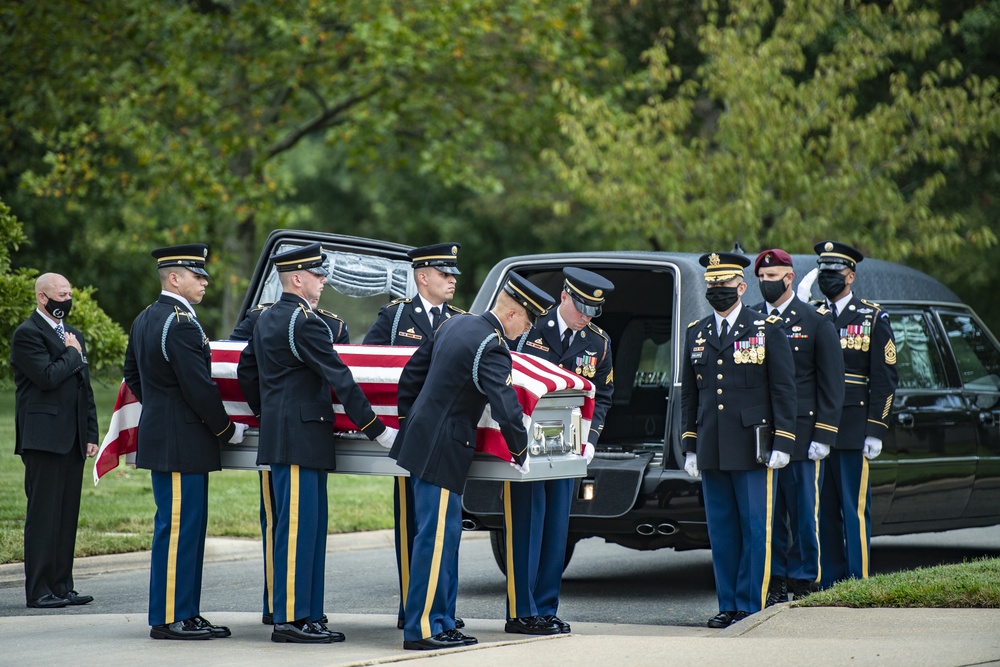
94, 342, 595, 484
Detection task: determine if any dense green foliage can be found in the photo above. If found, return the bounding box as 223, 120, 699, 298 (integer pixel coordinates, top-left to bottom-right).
1, 0, 999, 340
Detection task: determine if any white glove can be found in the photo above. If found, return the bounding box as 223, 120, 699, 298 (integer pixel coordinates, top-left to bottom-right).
228, 422, 248, 445
375, 426, 398, 449
582, 442, 595, 465
684, 452, 700, 478
863, 436, 882, 460
510, 456, 531, 475
807, 441, 830, 461
767, 450, 791, 469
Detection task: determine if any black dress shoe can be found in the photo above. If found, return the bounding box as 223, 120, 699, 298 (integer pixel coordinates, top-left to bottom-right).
765, 577, 788, 607
150, 618, 214, 640
790, 578, 820, 600
707, 611, 735, 629
59, 591, 94, 605
454, 616, 464, 629
732, 611, 751, 622
26, 594, 69, 609
192, 615, 231, 638
271, 620, 335, 644
262, 613, 273, 625
312, 621, 346, 642
504, 616, 561, 635
543, 614, 571, 633
445, 629, 478, 645
403, 631, 466, 650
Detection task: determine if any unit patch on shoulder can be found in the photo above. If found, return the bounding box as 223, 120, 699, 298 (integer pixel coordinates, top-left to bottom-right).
885, 339, 897, 365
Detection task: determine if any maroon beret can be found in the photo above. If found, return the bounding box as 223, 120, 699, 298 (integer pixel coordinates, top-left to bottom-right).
754, 248, 793, 275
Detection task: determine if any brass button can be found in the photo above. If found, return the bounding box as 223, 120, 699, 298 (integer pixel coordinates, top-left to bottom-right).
717, 389, 723, 395
717, 359, 724, 365
717, 374, 723, 380
718, 404, 724, 410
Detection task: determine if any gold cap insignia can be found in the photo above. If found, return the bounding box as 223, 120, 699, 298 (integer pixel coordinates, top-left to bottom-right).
594, 289, 603, 298
709, 253, 721, 266
824, 242, 833, 251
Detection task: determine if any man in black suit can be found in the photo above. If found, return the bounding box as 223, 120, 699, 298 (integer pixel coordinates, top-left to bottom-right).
504, 267, 614, 635
813, 241, 898, 587
237, 242, 398, 644
363, 242, 466, 631
753, 249, 844, 604
390, 272, 555, 651
124, 244, 247, 640
680, 252, 797, 629
231, 298, 348, 628
11, 273, 98, 609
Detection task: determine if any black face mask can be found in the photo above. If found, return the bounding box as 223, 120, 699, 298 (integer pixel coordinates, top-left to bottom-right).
758, 278, 788, 305
44, 296, 72, 320
705, 286, 740, 313
817, 271, 847, 301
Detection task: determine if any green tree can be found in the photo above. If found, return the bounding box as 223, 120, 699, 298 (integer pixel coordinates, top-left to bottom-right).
546, 0, 1000, 261
0, 199, 127, 383
2, 0, 610, 333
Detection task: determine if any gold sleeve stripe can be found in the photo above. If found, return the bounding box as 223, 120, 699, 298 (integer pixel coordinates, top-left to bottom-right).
867, 418, 887, 427
682, 431, 697, 439
883, 395, 893, 419
775, 430, 796, 440
814, 423, 839, 433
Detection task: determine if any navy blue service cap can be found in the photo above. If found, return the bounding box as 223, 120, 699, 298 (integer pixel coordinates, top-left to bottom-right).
699, 251, 751, 284
271, 242, 329, 276
407, 243, 461, 275
502, 272, 555, 325
563, 267, 614, 317
814, 240, 864, 271
152, 243, 210, 277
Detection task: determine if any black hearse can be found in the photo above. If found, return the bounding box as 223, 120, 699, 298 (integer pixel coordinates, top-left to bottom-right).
461, 251, 1000, 571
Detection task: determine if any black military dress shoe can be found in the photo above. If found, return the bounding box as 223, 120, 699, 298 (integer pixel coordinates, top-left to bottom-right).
59, 590, 94, 605
313, 621, 346, 643
445, 629, 478, 645
403, 631, 466, 650
271, 620, 335, 644
732, 611, 751, 623
504, 616, 561, 635
790, 578, 820, 600
544, 614, 571, 633
192, 615, 231, 638
26, 594, 69, 609
150, 618, 214, 640
707, 611, 736, 629
454, 616, 465, 629
765, 577, 788, 607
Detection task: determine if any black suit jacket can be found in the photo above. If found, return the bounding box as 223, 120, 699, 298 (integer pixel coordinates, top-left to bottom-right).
123, 293, 236, 473
237, 293, 386, 470
390, 312, 528, 494
363, 298, 462, 346
681, 304, 797, 470
11, 311, 97, 457
514, 313, 614, 445
753, 296, 845, 459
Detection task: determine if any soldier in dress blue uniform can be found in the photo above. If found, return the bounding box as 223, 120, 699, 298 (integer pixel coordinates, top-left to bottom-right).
680, 251, 797, 629
231, 298, 348, 628
124, 243, 247, 640
363, 242, 467, 631
389, 272, 555, 651
752, 249, 845, 605
237, 243, 398, 644
504, 267, 614, 635
812, 241, 898, 588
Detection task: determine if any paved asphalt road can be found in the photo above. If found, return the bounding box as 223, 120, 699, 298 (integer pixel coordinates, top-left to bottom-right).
2, 525, 998, 627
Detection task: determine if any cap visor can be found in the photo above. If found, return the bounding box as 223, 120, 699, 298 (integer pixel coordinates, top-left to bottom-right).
571, 296, 600, 317
188, 267, 210, 277
434, 266, 461, 275
817, 261, 851, 271
306, 267, 330, 277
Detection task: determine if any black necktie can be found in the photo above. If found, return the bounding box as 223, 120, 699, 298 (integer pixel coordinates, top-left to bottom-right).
719, 320, 729, 341
430, 306, 441, 330
771, 308, 780, 318
831, 303, 838, 319
55, 323, 65, 343
561, 328, 573, 353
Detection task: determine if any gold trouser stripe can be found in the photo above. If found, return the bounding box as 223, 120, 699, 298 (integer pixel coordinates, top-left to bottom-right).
760, 468, 775, 611
858, 458, 870, 578
811, 460, 822, 584
420, 488, 450, 639
166, 472, 182, 624
286, 465, 300, 621
261, 471, 274, 615
398, 476, 410, 609
503, 481, 516, 617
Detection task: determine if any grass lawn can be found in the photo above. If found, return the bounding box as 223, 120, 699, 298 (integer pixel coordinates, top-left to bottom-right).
1, 383, 393, 565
